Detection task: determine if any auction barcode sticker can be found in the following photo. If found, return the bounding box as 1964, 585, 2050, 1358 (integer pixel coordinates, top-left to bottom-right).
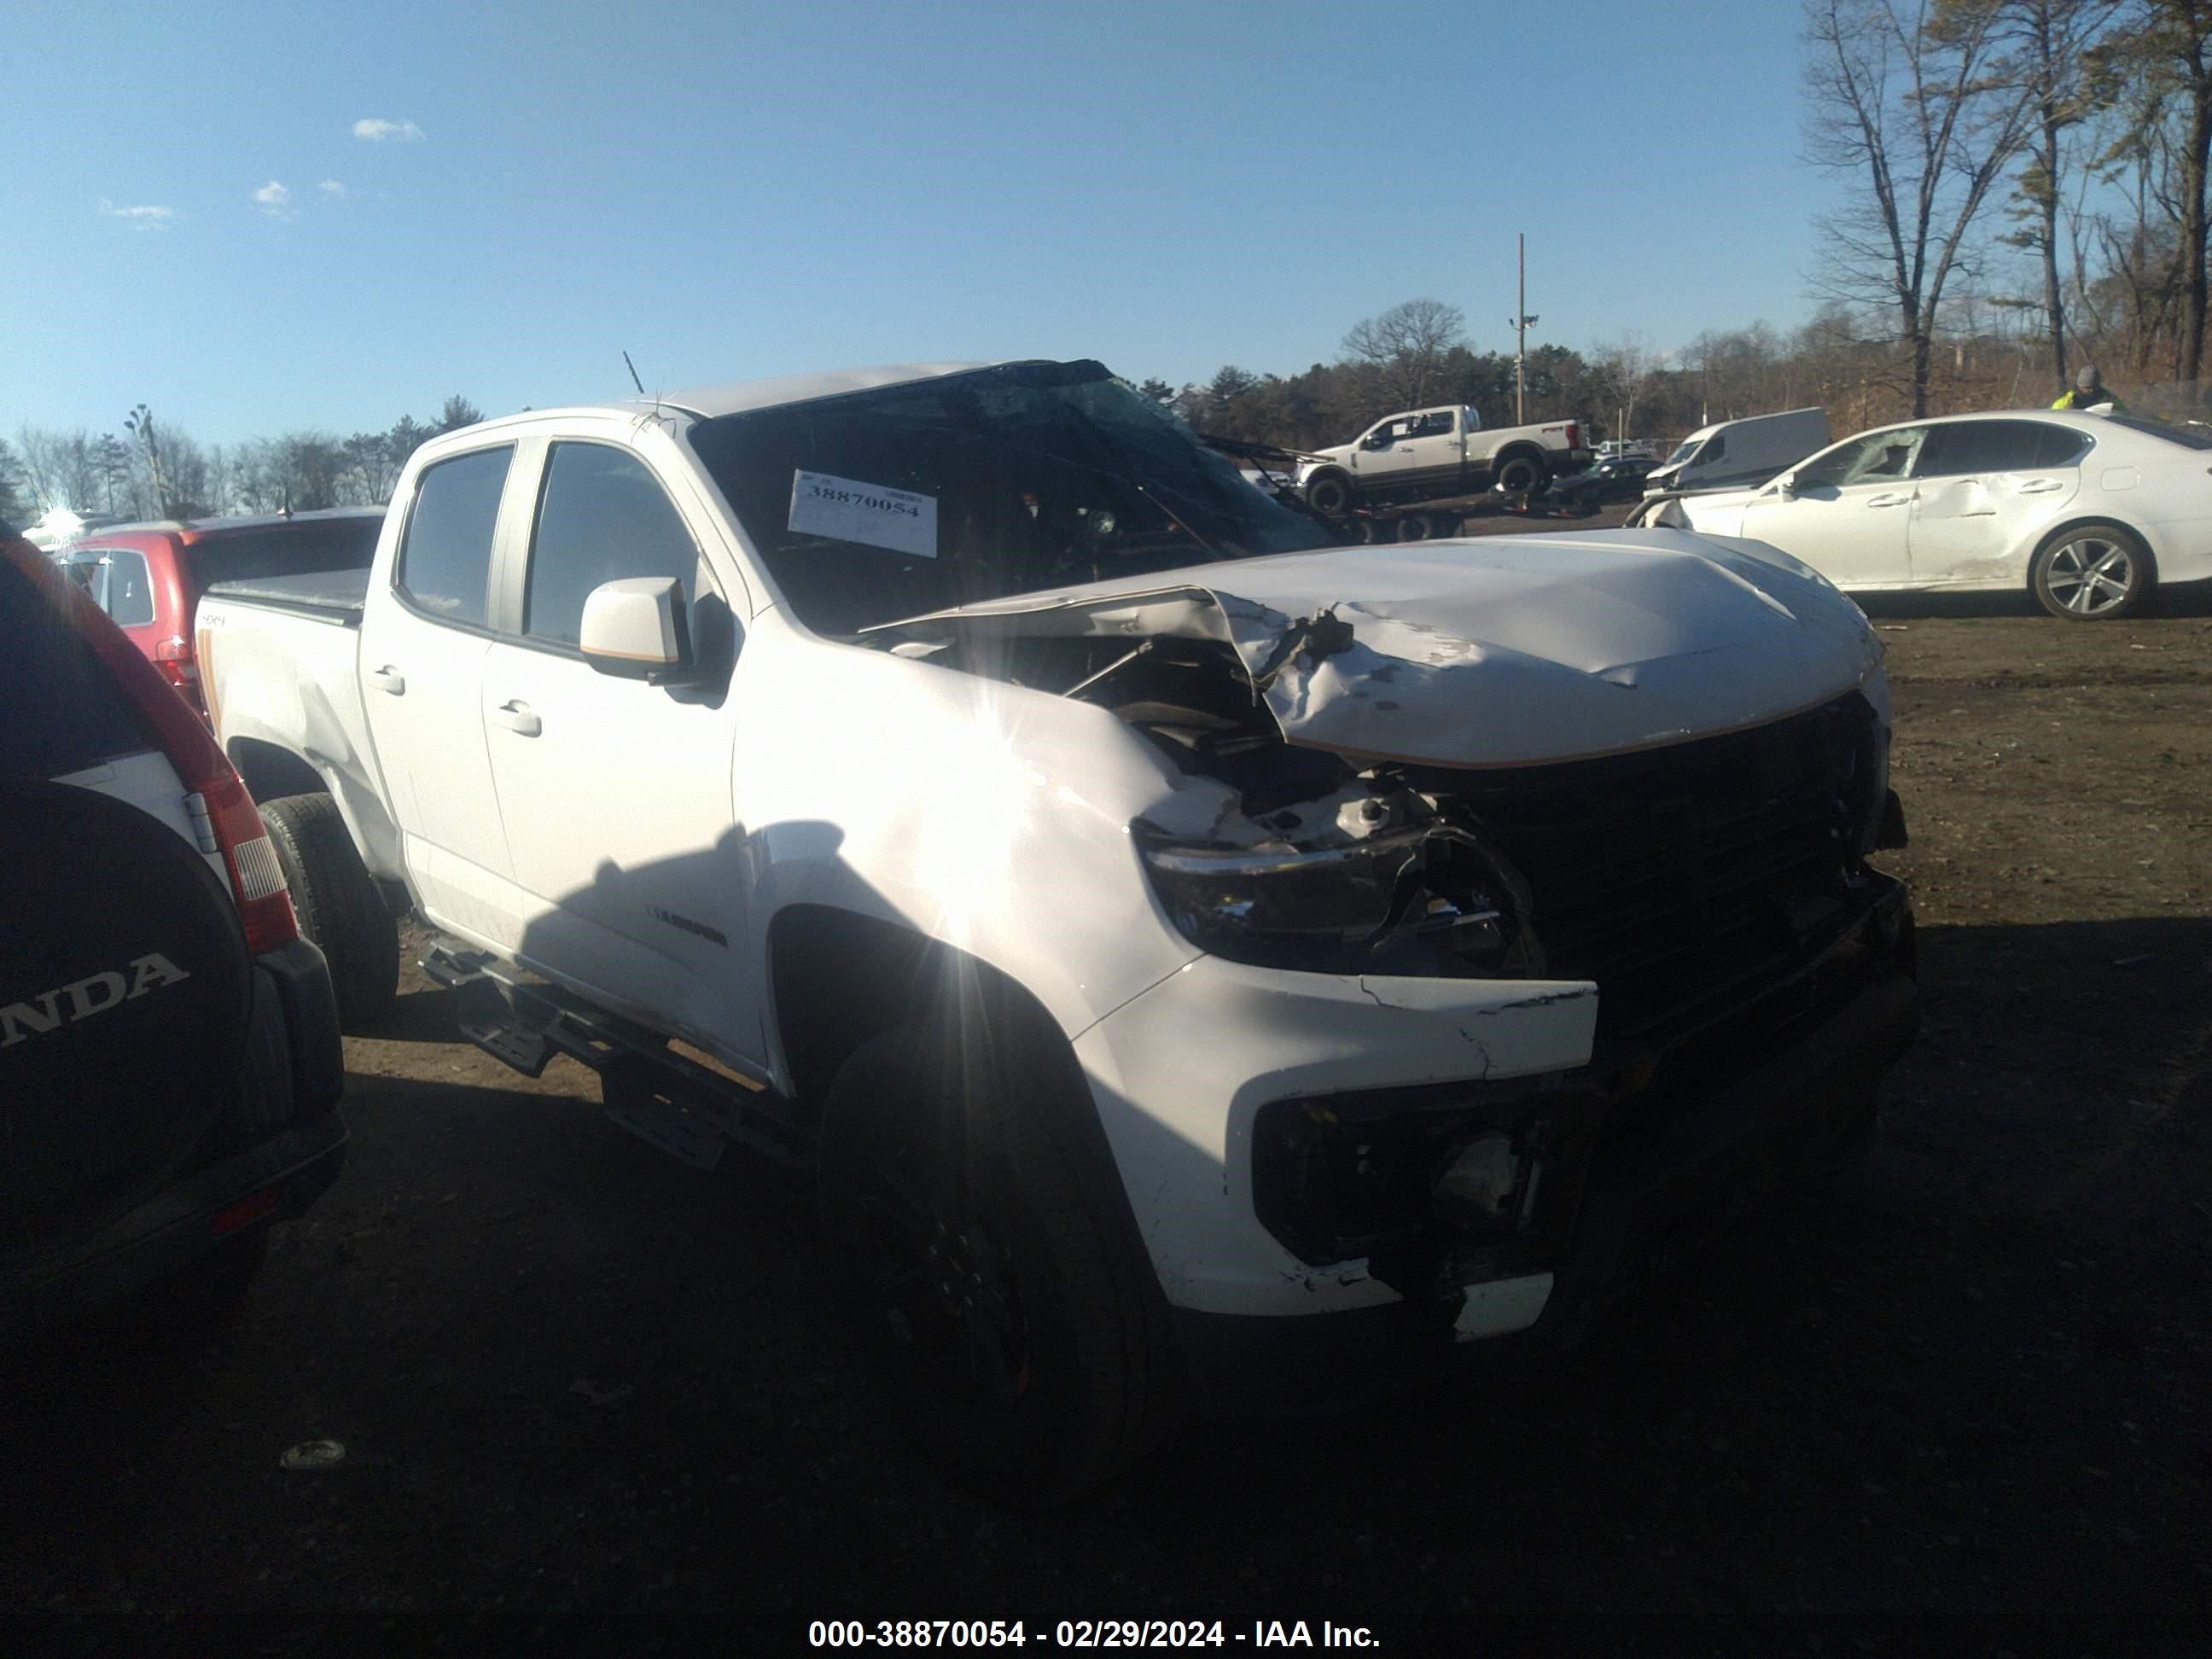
789, 469, 938, 558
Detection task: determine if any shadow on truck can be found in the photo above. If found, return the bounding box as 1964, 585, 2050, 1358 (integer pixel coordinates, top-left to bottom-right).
399, 771, 1912, 1504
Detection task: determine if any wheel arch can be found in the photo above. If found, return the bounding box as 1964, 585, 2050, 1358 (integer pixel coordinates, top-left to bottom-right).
765, 903, 1080, 1116
1489, 443, 1550, 486
227, 736, 326, 806
224, 732, 404, 886
1302, 466, 1355, 512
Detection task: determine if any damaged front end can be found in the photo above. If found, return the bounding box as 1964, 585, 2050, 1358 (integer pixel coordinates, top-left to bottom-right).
868, 537, 1918, 1374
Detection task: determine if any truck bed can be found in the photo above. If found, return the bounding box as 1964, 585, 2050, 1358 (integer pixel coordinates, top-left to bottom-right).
198, 568, 402, 883
203, 567, 370, 625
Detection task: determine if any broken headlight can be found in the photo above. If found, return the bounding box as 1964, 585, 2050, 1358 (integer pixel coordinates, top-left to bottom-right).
1139, 824, 1539, 976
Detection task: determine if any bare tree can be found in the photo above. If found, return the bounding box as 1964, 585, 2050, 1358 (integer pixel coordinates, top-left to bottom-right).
1805, 0, 2041, 414
2093, 2, 2212, 381
1342, 299, 1468, 410
1590, 333, 1669, 439
16, 425, 102, 515
1938, 0, 2123, 389
0, 438, 29, 525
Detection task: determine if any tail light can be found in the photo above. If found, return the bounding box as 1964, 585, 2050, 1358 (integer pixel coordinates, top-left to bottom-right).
183, 772, 298, 952
9, 547, 299, 952
1566, 422, 1580, 451
153, 633, 206, 713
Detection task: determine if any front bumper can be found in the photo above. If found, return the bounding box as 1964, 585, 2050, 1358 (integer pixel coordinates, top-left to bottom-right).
1077, 879, 1917, 1415
2, 938, 347, 1336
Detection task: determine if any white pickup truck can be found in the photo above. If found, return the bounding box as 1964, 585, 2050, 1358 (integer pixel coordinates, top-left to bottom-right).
196, 358, 1918, 1504
1295, 405, 1592, 516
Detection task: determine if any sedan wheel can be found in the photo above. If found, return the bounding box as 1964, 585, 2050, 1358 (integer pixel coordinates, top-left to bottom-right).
2032, 524, 2154, 620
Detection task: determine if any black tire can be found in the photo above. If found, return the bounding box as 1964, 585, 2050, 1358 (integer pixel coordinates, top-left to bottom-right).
259, 793, 398, 1033
817, 1014, 1182, 1506
1396, 513, 1435, 542
1493, 451, 1550, 495
1304, 471, 1354, 517
0, 781, 254, 1254
2030, 522, 2156, 620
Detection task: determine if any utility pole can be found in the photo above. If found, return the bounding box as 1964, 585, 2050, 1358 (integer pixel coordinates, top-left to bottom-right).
1509, 233, 1539, 424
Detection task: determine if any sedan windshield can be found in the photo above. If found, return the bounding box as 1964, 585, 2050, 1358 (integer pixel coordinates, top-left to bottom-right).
684, 360, 1335, 635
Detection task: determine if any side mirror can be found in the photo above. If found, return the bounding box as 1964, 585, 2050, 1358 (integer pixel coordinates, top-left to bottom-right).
579, 576, 697, 683
1775, 472, 1798, 499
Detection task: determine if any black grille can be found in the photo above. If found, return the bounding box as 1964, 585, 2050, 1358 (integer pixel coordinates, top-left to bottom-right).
1431, 694, 1881, 1042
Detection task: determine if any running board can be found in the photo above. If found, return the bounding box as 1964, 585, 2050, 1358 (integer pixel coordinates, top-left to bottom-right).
422, 940, 812, 1169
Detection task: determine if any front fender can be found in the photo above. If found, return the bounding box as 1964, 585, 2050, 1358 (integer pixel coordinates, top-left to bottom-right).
729, 626, 1204, 1051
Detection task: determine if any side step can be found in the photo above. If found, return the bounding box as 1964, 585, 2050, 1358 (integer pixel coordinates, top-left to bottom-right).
422, 941, 812, 1170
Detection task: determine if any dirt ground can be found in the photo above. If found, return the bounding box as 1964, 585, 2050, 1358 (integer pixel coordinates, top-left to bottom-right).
5, 559, 2210, 1639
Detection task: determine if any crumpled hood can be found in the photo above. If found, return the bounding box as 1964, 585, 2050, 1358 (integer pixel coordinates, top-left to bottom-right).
868, 529, 1884, 769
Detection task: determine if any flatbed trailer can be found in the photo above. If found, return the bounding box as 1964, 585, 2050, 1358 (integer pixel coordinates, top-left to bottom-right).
1330, 485, 1604, 542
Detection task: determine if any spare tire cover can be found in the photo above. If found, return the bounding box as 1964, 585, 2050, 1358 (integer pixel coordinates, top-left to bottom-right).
0, 780, 254, 1252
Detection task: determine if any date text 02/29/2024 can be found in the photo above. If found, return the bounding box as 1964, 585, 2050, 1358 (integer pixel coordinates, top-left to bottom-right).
806, 1622, 1381, 1649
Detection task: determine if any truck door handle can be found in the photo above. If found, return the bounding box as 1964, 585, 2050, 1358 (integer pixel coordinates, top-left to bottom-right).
491, 699, 541, 737
370, 665, 406, 695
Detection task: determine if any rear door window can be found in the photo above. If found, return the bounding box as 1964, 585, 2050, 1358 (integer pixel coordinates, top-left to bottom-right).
396, 448, 512, 627
1916, 421, 2053, 478
2034, 423, 2093, 467
0, 559, 151, 779
522, 444, 704, 648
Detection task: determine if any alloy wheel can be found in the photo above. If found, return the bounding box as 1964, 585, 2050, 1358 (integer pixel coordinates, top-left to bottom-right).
2046, 536, 2135, 616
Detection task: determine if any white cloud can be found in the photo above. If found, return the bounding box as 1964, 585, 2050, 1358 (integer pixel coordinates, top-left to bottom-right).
98, 199, 178, 230
253, 179, 296, 219
352, 117, 424, 143
317, 178, 349, 199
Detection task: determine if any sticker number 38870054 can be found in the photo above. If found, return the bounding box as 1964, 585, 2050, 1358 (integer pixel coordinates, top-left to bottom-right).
788, 469, 938, 559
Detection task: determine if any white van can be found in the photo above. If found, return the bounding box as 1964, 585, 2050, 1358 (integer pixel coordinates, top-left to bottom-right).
1644, 408, 1831, 497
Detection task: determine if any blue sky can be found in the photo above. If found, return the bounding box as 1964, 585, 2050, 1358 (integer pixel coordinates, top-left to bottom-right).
2, 0, 1850, 445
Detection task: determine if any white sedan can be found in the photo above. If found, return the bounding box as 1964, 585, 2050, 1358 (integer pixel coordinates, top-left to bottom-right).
1640, 410, 2212, 619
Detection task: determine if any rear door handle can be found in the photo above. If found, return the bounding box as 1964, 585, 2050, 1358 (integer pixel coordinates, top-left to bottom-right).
491, 699, 541, 737
370, 665, 406, 695
1866, 493, 1912, 508
2017, 478, 2065, 493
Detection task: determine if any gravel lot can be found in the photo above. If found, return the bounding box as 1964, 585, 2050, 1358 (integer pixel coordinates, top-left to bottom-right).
6, 560, 2209, 1637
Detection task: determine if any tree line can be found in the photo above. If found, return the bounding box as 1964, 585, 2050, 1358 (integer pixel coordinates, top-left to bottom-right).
1798, 0, 2211, 414
0, 395, 484, 529
1152, 2, 2212, 451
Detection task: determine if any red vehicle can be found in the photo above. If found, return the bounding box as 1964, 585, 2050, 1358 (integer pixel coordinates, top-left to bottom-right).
57, 509, 384, 713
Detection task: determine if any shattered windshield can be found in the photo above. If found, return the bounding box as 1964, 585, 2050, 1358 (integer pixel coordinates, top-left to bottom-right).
684, 360, 1335, 635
